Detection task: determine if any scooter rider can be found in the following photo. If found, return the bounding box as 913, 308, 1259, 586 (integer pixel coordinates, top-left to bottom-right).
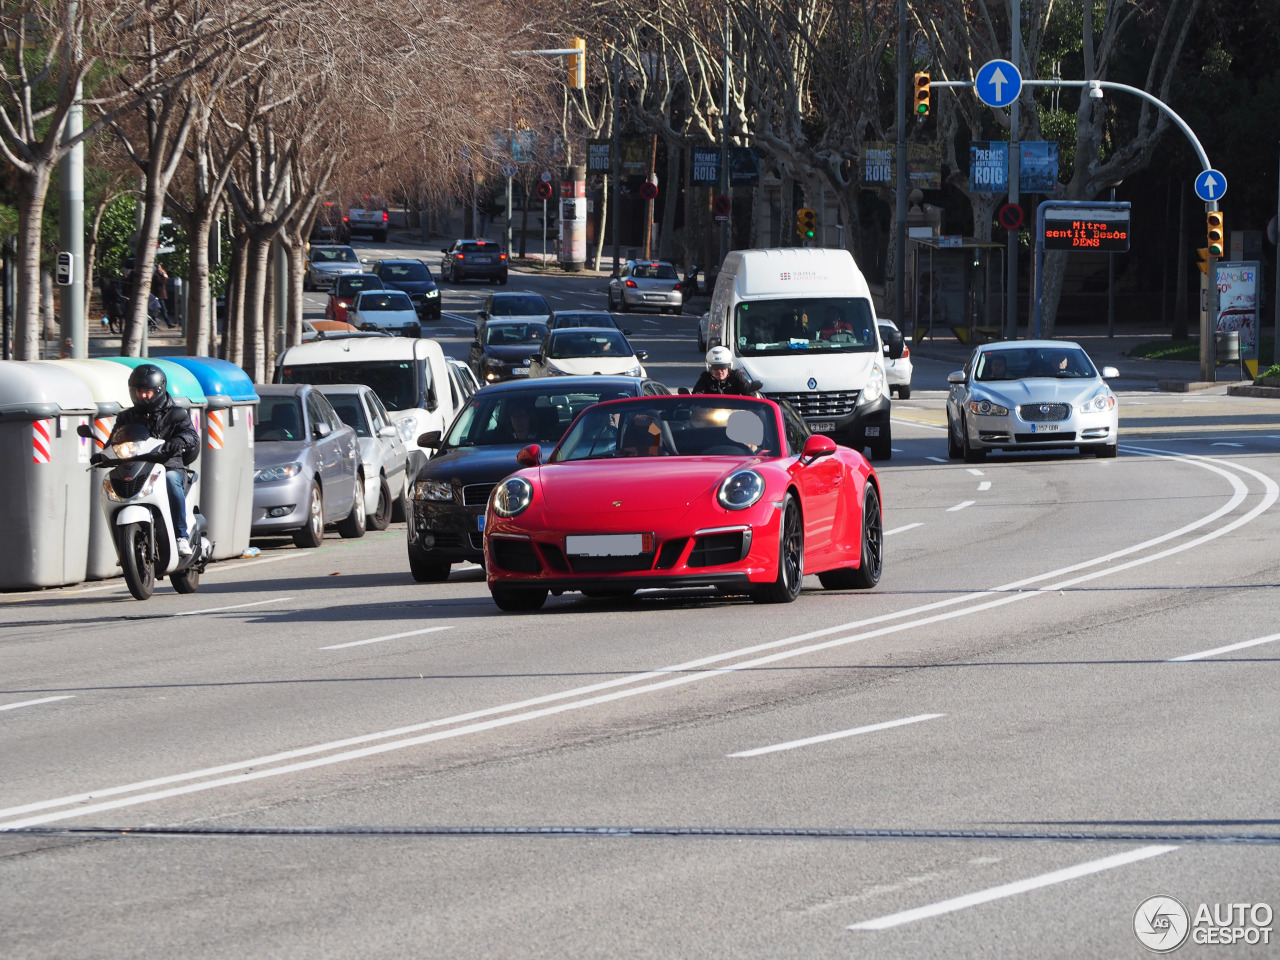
693, 346, 757, 395
104, 364, 200, 556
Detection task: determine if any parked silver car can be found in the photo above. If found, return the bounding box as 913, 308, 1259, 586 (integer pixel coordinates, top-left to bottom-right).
945, 340, 1120, 462
252, 384, 366, 546
315, 384, 412, 529
303, 245, 365, 291
607, 259, 683, 313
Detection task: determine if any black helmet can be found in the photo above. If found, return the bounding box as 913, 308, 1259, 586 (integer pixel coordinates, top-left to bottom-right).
128, 364, 168, 412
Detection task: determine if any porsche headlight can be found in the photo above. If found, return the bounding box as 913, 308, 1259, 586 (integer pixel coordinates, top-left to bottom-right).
1089, 392, 1116, 411
492, 477, 534, 517
969, 399, 1009, 416
859, 364, 885, 405
717, 469, 765, 511
254, 462, 302, 483
414, 479, 454, 501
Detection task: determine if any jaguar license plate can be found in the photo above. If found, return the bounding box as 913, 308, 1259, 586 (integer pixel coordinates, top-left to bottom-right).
566, 533, 652, 556
810, 422, 835, 432
1031, 423, 1059, 432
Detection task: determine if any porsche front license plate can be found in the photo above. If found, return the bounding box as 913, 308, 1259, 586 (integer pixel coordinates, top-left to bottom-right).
864, 426, 880, 437
810, 421, 835, 432
566, 533, 650, 556
1032, 423, 1059, 432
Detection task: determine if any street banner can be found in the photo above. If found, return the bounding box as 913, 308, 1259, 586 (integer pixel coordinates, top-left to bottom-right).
970, 142, 1008, 193
861, 142, 894, 187
1020, 142, 1059, 193
512, 130, 537, 164
620, 137, 649, 177
691, 146, 721, 186
1214, 260, 1261, 363
908, 143, 942, 190
587, 140, 612, 174
861, 142, 942, 189
728, 146, 760, 186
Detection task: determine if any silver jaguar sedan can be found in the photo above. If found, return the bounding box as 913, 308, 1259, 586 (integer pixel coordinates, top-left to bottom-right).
945, 340, 1119, 462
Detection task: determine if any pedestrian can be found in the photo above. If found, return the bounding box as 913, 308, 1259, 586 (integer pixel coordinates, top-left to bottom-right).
152, 262, 173, 328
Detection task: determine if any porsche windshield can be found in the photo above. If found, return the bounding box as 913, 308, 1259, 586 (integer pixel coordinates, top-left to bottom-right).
735, 297, 876, 356
553, 397, 780, 461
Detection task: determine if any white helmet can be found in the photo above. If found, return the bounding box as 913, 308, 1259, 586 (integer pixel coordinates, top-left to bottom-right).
706, 346, 733, 370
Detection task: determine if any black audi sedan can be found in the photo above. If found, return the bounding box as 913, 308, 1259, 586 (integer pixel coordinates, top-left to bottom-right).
468, 319, 548, 385
407, 376, 671, 582
370, 258, 442, 321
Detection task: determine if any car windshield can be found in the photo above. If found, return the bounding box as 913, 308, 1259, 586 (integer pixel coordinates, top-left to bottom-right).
551, 313, 617, 329
735, 297, 877, 356
357, 292, 414, 311
553, 397, 780, 461
444, 389, 633, 448
490, 295, 549, 317
631, 262, 678, 280
381, 262, 431, 281
461, 242, 500, 254
548, 329, 631, 359
352, 196, 385, 209
311, 247, 358, 264
279, 360, 420, 412
484, 322, 547, 346
325, 394, 370, 437
975, 347, 1096, 381
336, 276, 383, 296
255, 396, 305, 442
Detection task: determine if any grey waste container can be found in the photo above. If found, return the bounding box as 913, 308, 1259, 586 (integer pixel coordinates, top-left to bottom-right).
170, 357, 259, 560
1215, 330, 1240, 362
0, 361, 97, 590
38, 360, 134, 580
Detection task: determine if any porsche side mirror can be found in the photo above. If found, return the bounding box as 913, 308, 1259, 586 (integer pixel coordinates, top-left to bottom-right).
677, 387, 691, 395
1101, 365, 1120, 379
516, 443, 540, 467
948, 371, 966, 385
417, 430, 441, 448
800, 434, 838, 463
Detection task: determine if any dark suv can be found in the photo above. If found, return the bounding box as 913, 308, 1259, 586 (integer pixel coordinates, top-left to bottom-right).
440, 239, 508, 285
371, 259, 441, 321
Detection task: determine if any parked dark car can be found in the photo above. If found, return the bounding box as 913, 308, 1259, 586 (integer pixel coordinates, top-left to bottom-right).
440, 238, 508, 284
371, 258, 441, 321
407, 376, 671, 581
468, 320, 548, 385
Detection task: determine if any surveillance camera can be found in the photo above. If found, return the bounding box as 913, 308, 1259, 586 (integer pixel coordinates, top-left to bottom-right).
1088, 81, 1104, 100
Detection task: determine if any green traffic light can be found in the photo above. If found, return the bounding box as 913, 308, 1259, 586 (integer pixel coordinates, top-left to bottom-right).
916, 103, 929, 115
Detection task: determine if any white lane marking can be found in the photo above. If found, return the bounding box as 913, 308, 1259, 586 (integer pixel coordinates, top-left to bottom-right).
847, 846, 1177, 931
1211, 442, 1244, 447
455, 561, 482, 570
977, 481, 991, 492
548, 295, 566, 301
966, 468, 984, 476
926, 456, 947, 463
2, 451, 1272, 829
1169, 632, 1280, 662
884, 523, 923, 536
642, 318, 660, 325
321, 625, 454, 650
208, 552, 309, 573
56, 582, 128, 596
947, 501, 974, 512
0, 696, 74, 712
173, 597, 292, 617
728, 714, 942, 757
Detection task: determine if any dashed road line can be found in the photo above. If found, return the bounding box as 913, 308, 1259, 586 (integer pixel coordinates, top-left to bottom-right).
729, 714, 942, 757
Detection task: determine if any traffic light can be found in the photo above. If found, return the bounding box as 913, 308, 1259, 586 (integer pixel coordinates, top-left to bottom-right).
796, 208, 816, 240
568, 38, 586, 90
914, 72, 931, 117
1196, 248, 1210, 275
1206, 210, 1224, 258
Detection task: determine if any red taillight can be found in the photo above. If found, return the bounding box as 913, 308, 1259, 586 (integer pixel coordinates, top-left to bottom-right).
902, 345, 910, 358
625, 279, 637, 288
455, 253, 465, 260
381, 212, 388, 222
343, 216, 349, 222
499, 253, 507, 261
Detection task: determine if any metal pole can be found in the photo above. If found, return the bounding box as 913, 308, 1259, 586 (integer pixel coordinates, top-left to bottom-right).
1107, 185, 1116, 338
59, 59, 85, 358
1275, 136, 1280, 367
542, 198, 547, 266
718, 7, 730, 266
894, 0, 907, 328
1006, 0, 1021, 339
611, 46, 621, 277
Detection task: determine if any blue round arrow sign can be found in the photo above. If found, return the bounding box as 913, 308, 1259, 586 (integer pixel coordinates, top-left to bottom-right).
1194, 169, 1227, 203
975, 59, 1022, 108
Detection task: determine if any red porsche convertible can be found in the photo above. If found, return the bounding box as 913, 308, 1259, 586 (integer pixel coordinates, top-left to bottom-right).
482, 395, 883, 611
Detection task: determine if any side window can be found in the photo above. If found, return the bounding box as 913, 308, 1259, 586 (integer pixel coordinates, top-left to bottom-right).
780, 403, 810, 456
364, 394, 387, 435
304, 393, 328, 437
446, 365, 461, 409
367, 391, 393, 429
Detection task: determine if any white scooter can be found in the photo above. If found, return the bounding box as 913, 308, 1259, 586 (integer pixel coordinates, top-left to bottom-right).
81, 422, 214, 600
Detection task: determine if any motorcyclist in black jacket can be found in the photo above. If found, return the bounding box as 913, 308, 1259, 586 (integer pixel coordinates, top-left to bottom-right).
109, 364, 200, 555
692, 346, 758, 395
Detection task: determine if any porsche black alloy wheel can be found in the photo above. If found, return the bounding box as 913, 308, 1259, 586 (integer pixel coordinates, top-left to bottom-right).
753, 494, 803, 604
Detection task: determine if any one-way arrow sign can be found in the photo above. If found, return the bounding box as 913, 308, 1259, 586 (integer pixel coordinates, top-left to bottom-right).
1194, 169, 1227, 203
975, 59, 1022, 108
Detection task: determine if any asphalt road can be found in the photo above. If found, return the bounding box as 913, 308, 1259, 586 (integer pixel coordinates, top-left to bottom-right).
4, 236, 1279, 959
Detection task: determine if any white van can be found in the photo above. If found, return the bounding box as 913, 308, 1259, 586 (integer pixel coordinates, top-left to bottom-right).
705, 247, 895, 460
275, 336, 464, 479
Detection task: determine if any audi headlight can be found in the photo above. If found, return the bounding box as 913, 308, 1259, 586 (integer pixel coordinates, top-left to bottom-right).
414, 479, 454, 501
717, 469, 765, 511
482, 356, 501, 369
968, 398, 1009, 416
492, 477, 534, 518
1089, 392, 1116, 411
254, 462, 302, 483
425, 288, 439, 298
859, 364, 885, 404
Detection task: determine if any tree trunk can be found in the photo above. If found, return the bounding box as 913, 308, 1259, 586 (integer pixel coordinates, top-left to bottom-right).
226, 226, 250, 368
1039, 250, 1069, 340
185, 212, 215, 356
14, 172, 52, 360
284, 234, 307, 349
657, 143, 680, 261
41, 270, 57, 346
243, 232, 272, 382
592, 176, 608, 271
519, 188, 530, 259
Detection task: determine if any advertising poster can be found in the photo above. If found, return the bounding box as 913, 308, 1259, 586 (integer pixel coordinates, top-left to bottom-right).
907, 143, 942, 190
729, 146, 760, 187
586, 140, 612, 174
620, 137, 650, 177
970, 142, 1009, 193
1020, 142, 1059, 193
691, 146, 721, 186
861, 142, 893, 187
861, 143, 942, 190
1214, 261, 1261, 361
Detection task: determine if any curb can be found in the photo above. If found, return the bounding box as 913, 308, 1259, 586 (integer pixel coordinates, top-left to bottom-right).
1227, 384, 1280, 399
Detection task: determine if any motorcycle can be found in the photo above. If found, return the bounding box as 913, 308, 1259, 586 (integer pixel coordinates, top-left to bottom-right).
678, 264, 702, 312
80, 422, 214, 600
